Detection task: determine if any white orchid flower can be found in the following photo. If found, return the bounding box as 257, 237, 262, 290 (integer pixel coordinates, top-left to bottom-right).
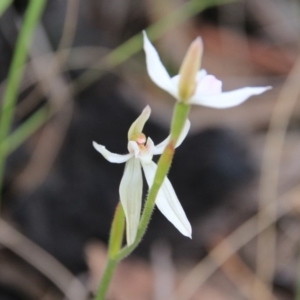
93, 106, 191, 245
143, 31, 271, 107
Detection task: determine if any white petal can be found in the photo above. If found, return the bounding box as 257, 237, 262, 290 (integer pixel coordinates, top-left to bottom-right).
195, 74, 222, 96
128, 106, 151, 140
175, 119, 191, 148
190, 86, 272, 109
196, 69, 208, 80
119, 158, 143, 245
93, 141, 132, 163
171, 74, 180, 87
141, 161, 192, 238
153, 120, 191, 155
143, 31, 178, 98
153, 138, 169, 155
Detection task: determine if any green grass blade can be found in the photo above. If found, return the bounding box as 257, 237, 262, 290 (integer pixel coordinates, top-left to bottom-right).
0, 0, 46, 203
0, 106, 49, 156
0, 0, 13, 17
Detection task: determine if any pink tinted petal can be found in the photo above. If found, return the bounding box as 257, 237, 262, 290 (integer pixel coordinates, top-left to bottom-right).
195, 69, 208, 81
195, 75, 222, 96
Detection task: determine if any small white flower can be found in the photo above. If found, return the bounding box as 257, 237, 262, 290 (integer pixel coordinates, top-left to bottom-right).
93, 106, 191, 245
143, 31, 271, 107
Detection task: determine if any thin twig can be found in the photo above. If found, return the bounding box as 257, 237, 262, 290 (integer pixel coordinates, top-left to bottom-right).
210, 239, 278, 300
0, 0, 46, 204
14, 0, 80, 193
0, 219, 89, 300
254, 53, 300, 300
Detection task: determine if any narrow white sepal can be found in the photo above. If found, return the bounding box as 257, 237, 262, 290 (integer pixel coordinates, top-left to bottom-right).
119, 158, 143, 245
154, 120, 191, 155
93, 141, 132, 163
175, 119, 191, 148
141, 161, 192, 238
190, 86, 272, 109
143, 31, 178, 98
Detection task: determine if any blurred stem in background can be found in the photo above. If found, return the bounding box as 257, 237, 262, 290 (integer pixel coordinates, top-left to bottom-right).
0, 0, 13, 17
297, 248, 300, 300
0, 0, 46, 205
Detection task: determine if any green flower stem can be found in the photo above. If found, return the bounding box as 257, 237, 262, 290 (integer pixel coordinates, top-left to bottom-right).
0, 0, 46, 203
170, 103, 191, 141
94, 258, 117, 300
94, 203, 124, 300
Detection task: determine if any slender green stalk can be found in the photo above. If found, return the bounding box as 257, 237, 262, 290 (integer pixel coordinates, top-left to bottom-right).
93, 203, 124, 300
0, 0, 12, 17
94, 258, 117, 300
0, 0, 46, 202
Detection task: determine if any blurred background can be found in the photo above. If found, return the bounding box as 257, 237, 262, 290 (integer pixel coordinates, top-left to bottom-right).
0, 0, 299, 299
